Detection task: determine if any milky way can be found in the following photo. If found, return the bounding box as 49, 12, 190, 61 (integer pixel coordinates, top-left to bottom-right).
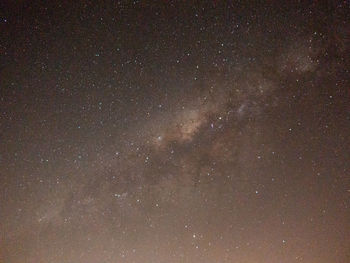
0, 1, 349, 263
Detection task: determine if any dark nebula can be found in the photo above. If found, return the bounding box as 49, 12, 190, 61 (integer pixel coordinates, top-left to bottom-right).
0, 1, 349, 262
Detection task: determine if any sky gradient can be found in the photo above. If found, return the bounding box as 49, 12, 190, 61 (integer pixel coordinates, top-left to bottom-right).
1, 1, 349, 262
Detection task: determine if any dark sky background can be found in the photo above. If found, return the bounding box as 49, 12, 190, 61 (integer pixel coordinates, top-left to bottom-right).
0, 1, 349, 262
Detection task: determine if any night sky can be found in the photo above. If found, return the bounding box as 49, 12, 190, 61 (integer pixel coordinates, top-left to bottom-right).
1, 1, 350, 262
